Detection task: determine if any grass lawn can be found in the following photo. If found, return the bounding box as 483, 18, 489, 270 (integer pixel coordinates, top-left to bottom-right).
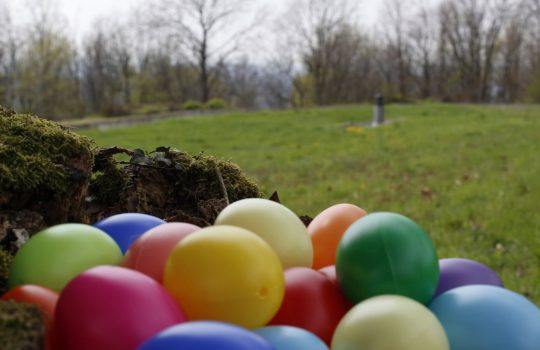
79, 103, 540, 304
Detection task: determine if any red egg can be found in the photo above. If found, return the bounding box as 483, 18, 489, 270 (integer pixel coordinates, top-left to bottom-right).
269, 267, 352, 345
2, 285, 59, 350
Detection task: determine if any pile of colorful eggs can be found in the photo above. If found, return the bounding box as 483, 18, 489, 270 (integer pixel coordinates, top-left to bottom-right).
2, 198, 539, 350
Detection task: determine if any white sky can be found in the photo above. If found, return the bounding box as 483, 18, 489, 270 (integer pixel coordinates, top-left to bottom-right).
2, 0, 442, 64
4, 0, 387, 41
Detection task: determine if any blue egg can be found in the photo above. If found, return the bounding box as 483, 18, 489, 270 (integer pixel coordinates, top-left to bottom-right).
137, 321, 275, 350
254, 326, 329, 350
429, 285, 540, 350
94, 213, 165, 254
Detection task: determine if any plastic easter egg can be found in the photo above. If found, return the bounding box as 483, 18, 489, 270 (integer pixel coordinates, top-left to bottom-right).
434, 258, 503, 298
164, 225, 284, 328
318, 265, 338, 286
269, 267, 351, 345
1, 284, 58, 318
429, 285, 540, 350
332, 295, 449, 350
56, 266, 186, 350
94, 213, 166, 254
308, 203, 367, 269
336, 212, 439, 304
214, 198, 313, 268
1, 285, 59, 350
8, 224, 122, 291
122, 222, 200, 283
255, 326, 329, 350
137, 321, 275, 350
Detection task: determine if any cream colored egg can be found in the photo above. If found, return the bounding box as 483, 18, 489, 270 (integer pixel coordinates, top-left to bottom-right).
332, 295, 449, 350
215, 198, 313, 268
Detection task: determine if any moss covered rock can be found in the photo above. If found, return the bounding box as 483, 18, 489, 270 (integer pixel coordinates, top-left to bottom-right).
1, 105, 264, 239
0, 248, 12, 295
0, 211, 47, 255
0, 106, 94, 226
0, 300, 46, 350
88, 147, 263, 226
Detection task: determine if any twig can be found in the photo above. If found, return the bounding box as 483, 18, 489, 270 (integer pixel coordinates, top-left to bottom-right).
117, 161, 177, 171
215, 167, 230, 206
95, 146, 134, 158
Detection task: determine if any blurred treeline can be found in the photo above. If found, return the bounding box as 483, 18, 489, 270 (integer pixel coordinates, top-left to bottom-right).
1, 0, 540, 120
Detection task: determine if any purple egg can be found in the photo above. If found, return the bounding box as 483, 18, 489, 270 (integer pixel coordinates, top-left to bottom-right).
434, 258, 503, 298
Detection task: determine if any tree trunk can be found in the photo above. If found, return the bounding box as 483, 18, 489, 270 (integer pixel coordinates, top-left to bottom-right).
199, 33, 210, 103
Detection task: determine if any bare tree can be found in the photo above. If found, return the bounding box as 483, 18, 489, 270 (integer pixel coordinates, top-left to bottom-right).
408, 0, 438, 99
82, 23, 116, 114
438, 0, 510, 102
261, 55, 295, 109
0, 2, 9, 79
524, 0, 540, 72
278, 0, 359, 105
0, 2, 18, 107
111, 24, 134, 109
498, 7, 526, 102
82, 18, 138, 115
4, 0, 540, 117
130, 15, 197, 108
259, 25, 297, 108
379, 0, 413, 99
520, 0, 540, 101
342, 34, 385, 103
136, 50, 180, 107
17, 0, 83, 118
325, 25, 367, 102
219, 58, 261, 108
146, 0, 263, 102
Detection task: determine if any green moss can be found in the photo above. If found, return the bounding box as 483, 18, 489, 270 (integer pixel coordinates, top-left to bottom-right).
89, 157, 127, 206
0, 249, 12, 295
89, 147, 262, 207
170, 149, 263, 201
0, 106, 94, 199
87, 147, 262, 224
181, 154, 263, 202
0, 300, 45, 350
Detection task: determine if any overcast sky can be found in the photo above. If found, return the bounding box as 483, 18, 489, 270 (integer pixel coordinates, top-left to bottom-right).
3, 0, 443, 64
4, 0, 389, 40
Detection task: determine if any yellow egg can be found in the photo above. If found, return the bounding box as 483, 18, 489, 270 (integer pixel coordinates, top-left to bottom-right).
215, 198, 313, 268
163, 225, 284, 329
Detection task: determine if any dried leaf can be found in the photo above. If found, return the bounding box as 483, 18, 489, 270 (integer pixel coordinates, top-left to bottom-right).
269, 191, 281, 203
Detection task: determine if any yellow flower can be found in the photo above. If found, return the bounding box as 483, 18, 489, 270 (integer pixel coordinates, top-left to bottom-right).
346, 126, 365, 135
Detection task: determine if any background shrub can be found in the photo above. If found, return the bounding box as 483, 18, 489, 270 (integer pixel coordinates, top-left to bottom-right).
204, 98, 228, 110
182, 100, 203, 110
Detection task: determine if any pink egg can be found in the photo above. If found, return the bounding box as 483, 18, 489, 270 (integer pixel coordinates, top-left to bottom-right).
318, 265, 338, 286
122, 222, 201, 284
55, 266, 186, 350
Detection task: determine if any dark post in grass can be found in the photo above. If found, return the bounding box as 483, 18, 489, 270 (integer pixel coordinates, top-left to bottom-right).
373, 93, 385, 126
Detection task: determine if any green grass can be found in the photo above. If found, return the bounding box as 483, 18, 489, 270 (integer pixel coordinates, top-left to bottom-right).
79, 103, 540, 304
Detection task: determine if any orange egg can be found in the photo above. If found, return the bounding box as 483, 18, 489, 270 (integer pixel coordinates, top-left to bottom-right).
308, 203, 367, 269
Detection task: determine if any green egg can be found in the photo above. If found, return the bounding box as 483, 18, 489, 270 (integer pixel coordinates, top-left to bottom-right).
8, 223, 122, 292
336, 212, 439, 305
